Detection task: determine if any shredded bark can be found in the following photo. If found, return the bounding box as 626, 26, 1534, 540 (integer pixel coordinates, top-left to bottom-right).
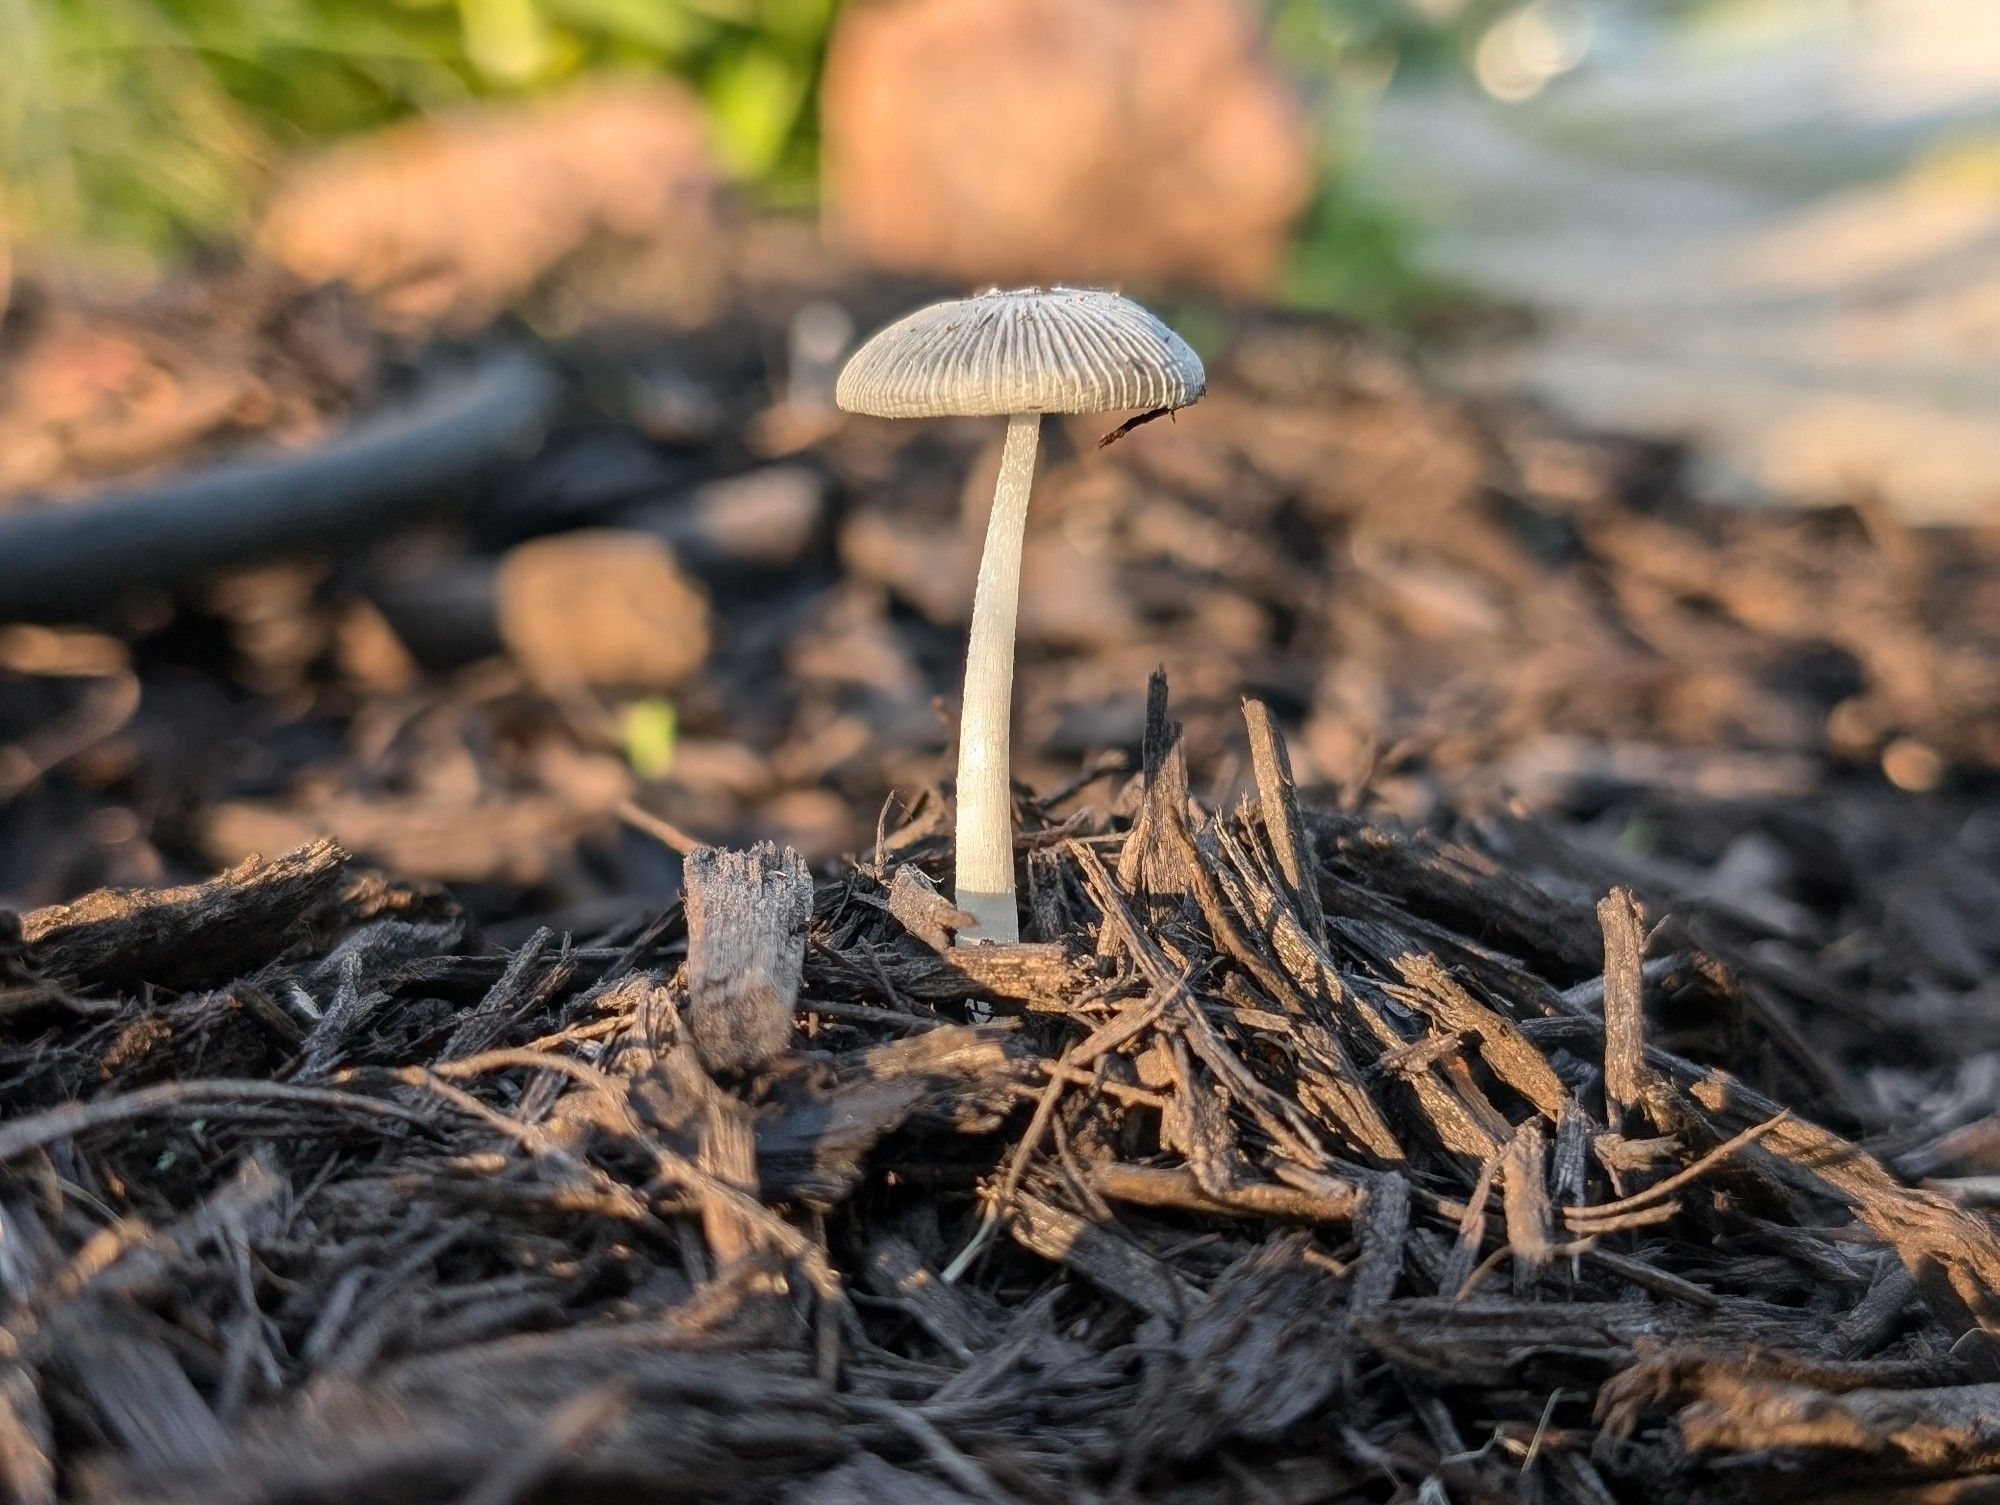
3, 686, 1998, 1503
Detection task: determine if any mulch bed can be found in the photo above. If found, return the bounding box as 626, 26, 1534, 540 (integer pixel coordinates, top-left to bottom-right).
3, 675, 1999, 1503
6, 271, 2000, 926
3, 240, 2000, 1502
0, 269, 387, 500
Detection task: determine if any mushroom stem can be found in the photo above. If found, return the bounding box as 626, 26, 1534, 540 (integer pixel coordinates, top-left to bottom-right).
953, 410, 1041, 944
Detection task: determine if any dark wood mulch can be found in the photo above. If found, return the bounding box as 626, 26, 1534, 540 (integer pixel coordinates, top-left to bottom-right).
2, 680, 1996, 1504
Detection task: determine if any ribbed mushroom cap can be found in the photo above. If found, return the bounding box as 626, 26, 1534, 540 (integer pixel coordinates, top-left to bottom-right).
836, 286, 1205, 419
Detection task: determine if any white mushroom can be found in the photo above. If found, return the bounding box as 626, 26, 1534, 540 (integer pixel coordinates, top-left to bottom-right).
837, 287, 1205, 944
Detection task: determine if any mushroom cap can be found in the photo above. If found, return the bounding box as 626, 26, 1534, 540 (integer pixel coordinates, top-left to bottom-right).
835, 286, 1206, 419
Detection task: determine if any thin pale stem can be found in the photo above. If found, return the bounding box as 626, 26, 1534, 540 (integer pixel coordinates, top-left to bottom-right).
953, 411, 1040, 944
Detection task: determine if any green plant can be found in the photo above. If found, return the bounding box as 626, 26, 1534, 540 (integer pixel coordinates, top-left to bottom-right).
5, 0, 1483, 331
1268, 0, 1511, 78
0, 0, 835, 258
1261, 2, 1502, 329
1282, 176, 1471, 329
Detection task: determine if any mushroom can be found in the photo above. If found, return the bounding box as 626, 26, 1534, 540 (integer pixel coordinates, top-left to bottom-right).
837, 287, 1205, 944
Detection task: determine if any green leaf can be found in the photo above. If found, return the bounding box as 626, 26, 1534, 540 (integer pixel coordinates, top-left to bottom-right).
456, 0, 550, 83
702, 39, 806, 177
544, 0, 710, 56
620, 697, 679, 780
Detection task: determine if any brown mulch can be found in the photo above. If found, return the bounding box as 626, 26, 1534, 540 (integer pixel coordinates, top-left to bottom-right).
2, 238, 2000, 1501
6, 263, 2000, 931
2, 680, 1998, 1504
0, 269, 387, 500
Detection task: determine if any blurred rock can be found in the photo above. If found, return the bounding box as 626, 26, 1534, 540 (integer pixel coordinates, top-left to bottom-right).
494, 529, 710, 691
821, 0, 1312, 293
257, 80, 725, 330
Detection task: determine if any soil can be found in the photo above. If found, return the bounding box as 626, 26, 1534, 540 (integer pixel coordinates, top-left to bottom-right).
2, 226, 1999, 1502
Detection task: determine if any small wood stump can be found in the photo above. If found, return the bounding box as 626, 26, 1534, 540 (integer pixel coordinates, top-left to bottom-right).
683, 842, 812, 1075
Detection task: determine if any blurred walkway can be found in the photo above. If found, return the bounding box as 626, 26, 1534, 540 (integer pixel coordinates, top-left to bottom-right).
1359, 0, 2000, 521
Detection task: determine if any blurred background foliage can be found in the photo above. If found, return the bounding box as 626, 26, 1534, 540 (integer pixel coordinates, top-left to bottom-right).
1, 0, 836, 257
0, 0, 1510, 307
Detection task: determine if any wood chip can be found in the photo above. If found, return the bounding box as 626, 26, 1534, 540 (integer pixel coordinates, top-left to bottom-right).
684, 843, 812, 1074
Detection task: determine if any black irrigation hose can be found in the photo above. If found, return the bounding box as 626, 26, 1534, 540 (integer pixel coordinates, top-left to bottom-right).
0, 346, 564, 624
